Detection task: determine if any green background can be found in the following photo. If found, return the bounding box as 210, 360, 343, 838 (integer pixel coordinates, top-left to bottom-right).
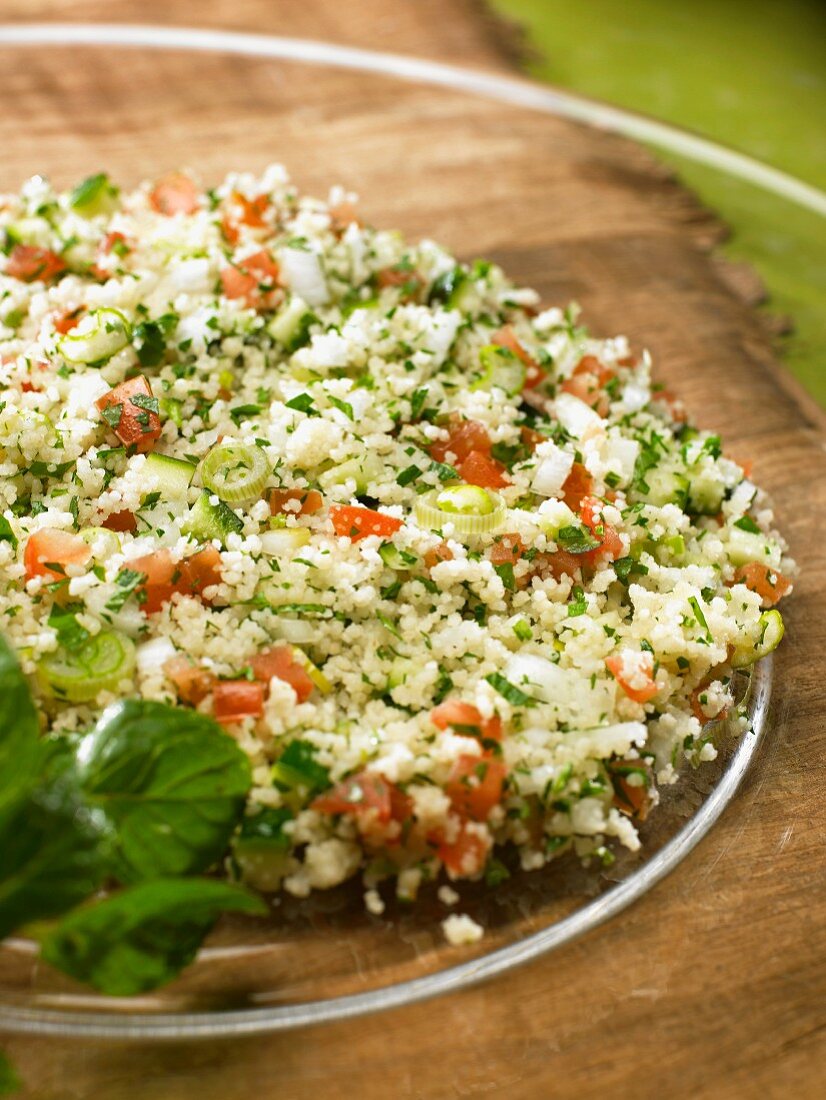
491, 0, 826, 404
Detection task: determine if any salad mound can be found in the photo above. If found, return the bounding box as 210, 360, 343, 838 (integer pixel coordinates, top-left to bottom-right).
0, 165, 793, 932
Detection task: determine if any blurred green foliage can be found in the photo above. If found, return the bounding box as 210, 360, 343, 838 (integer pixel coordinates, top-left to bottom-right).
491, 0, 826, 403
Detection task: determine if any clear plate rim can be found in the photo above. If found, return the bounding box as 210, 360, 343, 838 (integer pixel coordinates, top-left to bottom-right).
0, 24, 786, 1038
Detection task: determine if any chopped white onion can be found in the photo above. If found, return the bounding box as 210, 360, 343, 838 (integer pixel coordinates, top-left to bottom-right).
270, 618, 317, 645
532, 442, 574, 498
136, 636, 177, 674
602, 435, 640, 482
278, 247, 329, 306
553, 392, 603, 439
504, 653, 570, 704
259, 528, 311, 556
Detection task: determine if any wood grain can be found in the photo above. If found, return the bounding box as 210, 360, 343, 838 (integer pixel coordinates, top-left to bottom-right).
1, 2, 824, 1097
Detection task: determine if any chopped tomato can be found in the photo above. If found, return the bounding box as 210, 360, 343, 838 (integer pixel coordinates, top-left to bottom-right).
561, 462, 594, 511
606, 759, 651, 820
165, 655, 216, 706
250, 645, 314, 703
96, 375, 162, 453
534, 549, 582, 583
131, 546, 222, 614
220, 191, 271, 243
492, 325, 545, 389
313, 771, 412, 825
376, 265, 422, 300
732, 562, 792, 607
213, 680, 265, 725
605, 653, 658, 704
330, 504, 403, 542
24, 528, 91, 581
424, 541, 454, 569
430, 700, 502, 743
266, 487, 323, 516
690, 684, 729, 726
561, 355, 615, 416
520, 425, 547, 451
220, 249, 281, 311
580, 497, 623, 564
328, 201, 361, 234
149, 172, 200, 216
429, 415, 491, 465
20, 380, 41, 393
6, 244, 65, 284
446, 754, 507, 822
457, 449, 509, 489
90, 232, 132, 279
489, 533, 525, 566
434, 821, 492, 878
101, 509, 137, 534
53, 307, 84, 335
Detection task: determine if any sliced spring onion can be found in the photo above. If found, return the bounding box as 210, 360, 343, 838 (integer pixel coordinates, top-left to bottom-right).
79, 526, 121, 560
37, 631, 136, 703
294, 648, 332, 694
731, 610, 784, 668
58, 308, 131, 365
259, 527, 311, 556
472, 345, 526, 397
415, 485, 506, 536
200, 443, 268, 503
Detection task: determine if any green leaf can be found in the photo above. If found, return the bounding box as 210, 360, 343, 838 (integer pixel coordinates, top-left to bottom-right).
0, 1051, 20, 1096
41, 878, 266, 996
0, 516, 17, 553
285, 393, 316, 415
0, 637, 41, 830
77, 700, 252, 883
0, 771, 106, 940
734, 515, 761, 534
556, 524, 601, 555
327, 395, 354, 421
47, 603, 90, 652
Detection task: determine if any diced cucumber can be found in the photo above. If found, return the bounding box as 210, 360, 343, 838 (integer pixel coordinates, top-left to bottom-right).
183, 489, 243, 545
144, 452, 196, 500
386, 657, 413, 690
726, 526, 776, 568
159, 397, 183, 428
731, 610, 784, 668
536, 499, 578, 537
267, 295, 318, 352
58, 308, 131, 366
69, 173, 119, 217
688, 465, 725, 515
640, 465, 689, 508
471, 345, 526, 397
378, 542, 419, 570
233, 807, 293, 892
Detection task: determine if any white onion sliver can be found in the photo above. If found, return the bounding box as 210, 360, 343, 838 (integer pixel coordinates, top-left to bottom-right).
532, 443, 574, 497
278, 247, 329, 306
553, 392, 603, 439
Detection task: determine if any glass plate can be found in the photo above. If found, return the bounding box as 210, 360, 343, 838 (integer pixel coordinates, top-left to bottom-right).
0, 23, 812, 1039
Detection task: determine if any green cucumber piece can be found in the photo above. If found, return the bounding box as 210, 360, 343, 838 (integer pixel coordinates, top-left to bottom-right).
183, 489, 243, 545
144, 453, 196, 500
378, 542, 418, 570
267, 296, 318, 352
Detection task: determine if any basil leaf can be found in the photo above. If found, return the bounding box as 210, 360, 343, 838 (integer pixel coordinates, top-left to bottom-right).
0, 637, 41, 829
77, 700, 252, 882
47, 603, 90, 652
41, 878, 266, 996
0, 772, 106, 940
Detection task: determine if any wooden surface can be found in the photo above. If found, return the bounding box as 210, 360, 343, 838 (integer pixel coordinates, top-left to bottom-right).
2, 1, 825, 1096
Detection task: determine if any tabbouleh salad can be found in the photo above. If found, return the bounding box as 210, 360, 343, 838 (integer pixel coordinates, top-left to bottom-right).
0, 166, 793, 940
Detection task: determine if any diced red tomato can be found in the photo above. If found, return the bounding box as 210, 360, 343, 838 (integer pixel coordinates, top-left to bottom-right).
424, 541, 454, 569
446, 754, 507, 822
313, 771, 412, 826
53, 307, 84, 335
457, 449, 509, 489
429, 415, 491, 465
328, 201, 361, 235
607, 759, 651, 820
434, 821, 492, 878
732, 562, 792, 607
213, 679, 265, 725
376, 266, 422, 300
580, 496, 623, 564
220, 250, 281, 311
534, 549, 582, 583
165, 655, 216, 706
96, 375, 162, 453
430, 700, 502, 744
605, 653, 658, 704
250, 645, 314, 703
330, 504, 403, 542
20, 380, 41, 393
489, 533, 525, 567
90, 232, 132, 279
492, 325, 546, 389
101, 509, 137, 534
6, 244, 66, 284
561, 355, 615, 417
266, 487, 323, 516
690, 683, 729, 726
561, 462, 594, 511
149, 172, 200, 216
220, 192, 271, 244
24, 528, 91, 581
130, 545, 222, 614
